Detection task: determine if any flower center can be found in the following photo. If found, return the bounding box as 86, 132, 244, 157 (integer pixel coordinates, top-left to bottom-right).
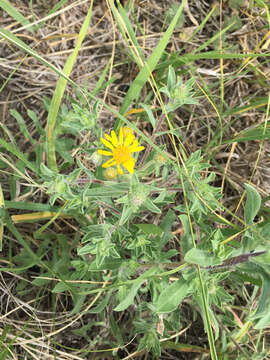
113, 146, 131, 164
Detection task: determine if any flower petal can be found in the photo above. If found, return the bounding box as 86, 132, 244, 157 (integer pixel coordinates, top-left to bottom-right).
103, 159, 116, 168
101, 137, 114, 150
98, 150, 113, 156
129, 139, 139, 148
124, 132, 135, 147
122, 126, 133, 137
104, 133, 113, 143
129, 145, 145, 153
123, 159, 135, 174
119, 127, 124, 146
110, 130, 118, 147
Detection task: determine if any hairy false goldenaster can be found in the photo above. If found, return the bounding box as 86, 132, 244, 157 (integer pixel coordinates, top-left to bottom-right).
98, 127, 144, 174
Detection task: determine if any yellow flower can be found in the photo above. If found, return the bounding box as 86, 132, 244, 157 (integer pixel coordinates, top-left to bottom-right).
98, 127, 145, 174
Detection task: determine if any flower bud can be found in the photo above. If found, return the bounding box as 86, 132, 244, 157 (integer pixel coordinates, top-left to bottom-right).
122, 126, 133, 137
155, 153, 167, 164
90, 151, 102, 165
104, 167, 118, 180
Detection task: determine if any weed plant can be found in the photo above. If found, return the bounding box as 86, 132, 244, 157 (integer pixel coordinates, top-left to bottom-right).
0, 0, 270, 359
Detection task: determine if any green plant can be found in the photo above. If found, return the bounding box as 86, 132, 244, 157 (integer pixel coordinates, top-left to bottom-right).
1, 1, 270, 358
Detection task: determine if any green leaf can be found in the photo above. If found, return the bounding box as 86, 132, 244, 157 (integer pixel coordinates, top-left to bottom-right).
160, 209, 175, 246
179, 214, 192, 255
10, 109, 37, 145
141, 104, 157, 128
252, 271, 270, 329
109, 314, 124, 346
254, 309, 270, 330
143, 198, 162, 214
52, 281, 71, 293
114, 267, 158, 311
161, 341, 209, 354
85, 182, 129, 197
245, 184, 261, 225
89, 291, 112, 314
27, 110, 46, 137
184, 248, 221, 267
156, 278, 191, 314
224, 126, 270, 144
32, 275, 52, 287
119, 205, 134, 226
114, 280, 144, 311
167, 65, 176, 91
134, 223, 163, 236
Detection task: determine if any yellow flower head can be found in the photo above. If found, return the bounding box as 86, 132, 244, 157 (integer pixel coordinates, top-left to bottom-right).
98, 127, 145, 175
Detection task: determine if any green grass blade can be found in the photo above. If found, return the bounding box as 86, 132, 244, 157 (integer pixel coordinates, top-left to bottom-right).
0, 184, 4, 251
110, 1, 145, 66
197, 270, 218, 360
92, 59, 112, 96
118, 0, 187, 118
0, 54, 28, 94
45, 0, 70, 17
0, 0, 34, 32
194, 23, 235, 54
46, 0, 94, 171
0, 28, 76, 86
156, 51, 270, 70
0, 137, 37, 173
4, 200, 60, 212
188, 3, 218, 42
224, 97, 269, 116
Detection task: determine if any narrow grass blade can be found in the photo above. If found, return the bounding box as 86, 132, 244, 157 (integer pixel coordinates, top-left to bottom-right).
156, 51, 270, 70
187, 3, 218, 42
33, 202, 68, 238
0, 138, 37, 173
45, 0, 70, 17
0, 0, 34, 32
0, 28, 75, 85
223, 126, 270, 144
119, 0, 187, 118
4, 200, 60, 212
46, 0, 94, 171
110, 1, 145, 66
0, 54, 28, 94
197, 271, 218, 360
224, 97, 269, 116
11, 211, 71, 224
193, 23, 235, 54
92, 59, 112, 96
0, 184, 4, 251
161, 341, 209, 354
